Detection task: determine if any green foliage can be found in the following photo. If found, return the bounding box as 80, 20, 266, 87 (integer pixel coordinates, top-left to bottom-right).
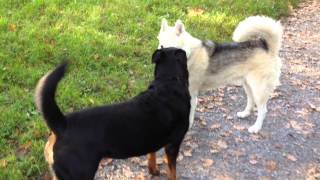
0, 0, 299, 179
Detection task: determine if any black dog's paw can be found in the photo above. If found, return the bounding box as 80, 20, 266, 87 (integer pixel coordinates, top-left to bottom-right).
148, 166, 160, 176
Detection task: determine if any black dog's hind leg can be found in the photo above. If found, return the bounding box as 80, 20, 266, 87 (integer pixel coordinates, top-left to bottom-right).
147, 152, 160, 176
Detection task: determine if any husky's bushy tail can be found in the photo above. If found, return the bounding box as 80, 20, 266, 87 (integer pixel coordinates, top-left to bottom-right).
232, 16, 283, 56
35, 63, 67, 136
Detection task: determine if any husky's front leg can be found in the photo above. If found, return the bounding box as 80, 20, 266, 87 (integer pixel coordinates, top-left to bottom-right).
189, 94, 198, 129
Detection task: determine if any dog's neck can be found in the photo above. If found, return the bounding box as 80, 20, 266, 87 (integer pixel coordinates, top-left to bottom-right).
201, 40, 216, 56
155, 76, 183, 82
153, 75, 188, 88
181, 34, 202, 58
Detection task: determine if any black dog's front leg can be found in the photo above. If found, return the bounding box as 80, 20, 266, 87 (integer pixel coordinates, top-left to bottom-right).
164, 139, 184, 180
147, 152, 160, 176
165, 144, 179, 180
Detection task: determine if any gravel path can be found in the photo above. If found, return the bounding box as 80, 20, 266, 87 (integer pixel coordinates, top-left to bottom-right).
96, 1, 320, 179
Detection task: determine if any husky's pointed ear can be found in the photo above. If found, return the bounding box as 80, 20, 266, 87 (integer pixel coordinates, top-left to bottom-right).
160, 18, 168, 32
174, 20, 185, 35
152, 49, 165, 64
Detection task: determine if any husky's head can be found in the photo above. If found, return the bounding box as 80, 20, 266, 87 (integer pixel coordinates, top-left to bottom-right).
157, 19, 201, 58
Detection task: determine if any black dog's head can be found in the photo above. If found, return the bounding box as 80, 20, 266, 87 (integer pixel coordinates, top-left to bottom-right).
151, 47, 188, 84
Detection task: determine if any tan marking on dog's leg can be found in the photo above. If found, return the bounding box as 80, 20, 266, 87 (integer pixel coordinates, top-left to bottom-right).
147, 152, 160, 176
165, 153, 177, 180
44, 133, 57, 180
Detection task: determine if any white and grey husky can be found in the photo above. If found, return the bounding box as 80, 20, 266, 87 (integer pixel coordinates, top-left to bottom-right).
158, 16, 283, 133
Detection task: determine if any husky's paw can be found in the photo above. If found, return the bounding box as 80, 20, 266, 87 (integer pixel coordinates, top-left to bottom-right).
248, 124, 262, 133
237, 111, 250, 118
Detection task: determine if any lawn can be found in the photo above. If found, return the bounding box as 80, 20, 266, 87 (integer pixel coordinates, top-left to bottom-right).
0, 0, 299, 179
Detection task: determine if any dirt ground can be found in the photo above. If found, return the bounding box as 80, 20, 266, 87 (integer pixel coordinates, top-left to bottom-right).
95, 1, 320, 179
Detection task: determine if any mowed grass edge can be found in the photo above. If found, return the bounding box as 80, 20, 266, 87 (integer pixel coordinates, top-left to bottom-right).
0, 0, 299, 179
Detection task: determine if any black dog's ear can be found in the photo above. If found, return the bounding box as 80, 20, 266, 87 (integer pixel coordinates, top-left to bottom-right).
152, 49, 165, 64
174, 49, 186, 56
174, 49, 187, 62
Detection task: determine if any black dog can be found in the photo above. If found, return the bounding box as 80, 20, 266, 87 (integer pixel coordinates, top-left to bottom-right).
35, 48, 190, 180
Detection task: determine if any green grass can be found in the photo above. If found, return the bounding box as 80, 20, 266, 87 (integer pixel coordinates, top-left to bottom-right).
0, 0, 299, 179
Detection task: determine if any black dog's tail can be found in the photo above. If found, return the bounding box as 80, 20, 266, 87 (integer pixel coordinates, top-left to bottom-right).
35, 63, 67, 136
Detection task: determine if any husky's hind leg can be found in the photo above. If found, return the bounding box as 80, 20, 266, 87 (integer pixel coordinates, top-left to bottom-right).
237, 81, 255, 118
246, 77, 273, 133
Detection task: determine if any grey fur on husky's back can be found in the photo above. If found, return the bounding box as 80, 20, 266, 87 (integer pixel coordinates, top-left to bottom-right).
203, 39, 268, 74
